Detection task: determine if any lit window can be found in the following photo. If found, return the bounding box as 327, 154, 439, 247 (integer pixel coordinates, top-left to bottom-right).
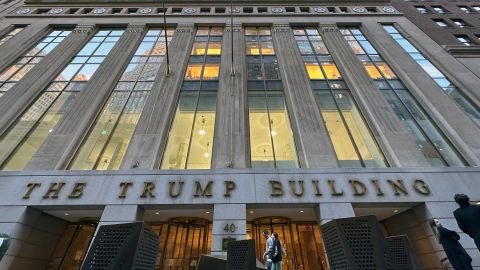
293, 26, 387, 168
161, 26, 222, 170
473, 6, 480, 12
452, 19, 468, 28
433, 19, 448, 27
0, 29, 125, 171
0, 26, 25, 46
456, 35, 473, 46
342, 26, 467, 167
432, 6, 448, 13
458, 6, 474, 13
247, 26, 299, 169
415, 6, 428, 13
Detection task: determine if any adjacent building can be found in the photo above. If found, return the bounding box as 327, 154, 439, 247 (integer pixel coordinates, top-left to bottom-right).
0, 0, 479, 269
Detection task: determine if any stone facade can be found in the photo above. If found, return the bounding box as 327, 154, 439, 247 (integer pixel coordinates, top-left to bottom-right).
0, 0, 479, 269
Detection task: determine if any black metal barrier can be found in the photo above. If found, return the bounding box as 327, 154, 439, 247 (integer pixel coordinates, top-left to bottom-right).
321, 215, 423, 270
81, 222, 159, 270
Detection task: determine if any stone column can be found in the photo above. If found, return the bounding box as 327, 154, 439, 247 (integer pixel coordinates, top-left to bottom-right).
362, 21, 480, 166
0, 23, 13, 38
26, 24, 147, 170
0, 206, 67, 270
316, 203, 355, 225
272, 23, 338, 168
0, 24, 96, 138
319, 24, 429, 167
121, 24, 195, 169
212, 24, 248, 169
211, 204, 247, 256
0, 23, 50, 71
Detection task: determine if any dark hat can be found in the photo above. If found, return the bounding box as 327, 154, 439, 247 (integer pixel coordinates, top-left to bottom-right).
454, 194, 470, 207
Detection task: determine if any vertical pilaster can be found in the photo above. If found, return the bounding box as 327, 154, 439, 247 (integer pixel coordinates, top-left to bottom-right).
0, 24, 96, 138
211, 204, 247, 256
0, 23, 50, 71
272, 23, 338, 168
121, 23, 195, 170
0, 206, 67, 270
0, 23, 13, 37
319, 24, 430, 167
26, 24, 147, 170
362, 21, 480, 166
212, 24, 248, 169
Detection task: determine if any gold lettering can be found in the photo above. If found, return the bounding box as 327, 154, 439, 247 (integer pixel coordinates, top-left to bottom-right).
68, 182, 86, 199
371, 179, 384, 196
289, 180, 304, 197
349, 180, 367, 196
140, 182, 155, 198
194, 181, 213, 197
387, 180, 408, 196
413, 179, 431, 195
23, 183, 41, 199
119, 182, 133, 198
224, 181, 236, 197
169, 181, 184, 198
312, 180, 322, 196
327, 180, 343, 196
270, 181, 284, 197
43, 182, 66, 199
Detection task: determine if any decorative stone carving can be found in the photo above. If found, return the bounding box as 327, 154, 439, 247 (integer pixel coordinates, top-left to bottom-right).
48, 8, 64, 14
273, 24, 291, 32
382, 6, 396, 13
175, 24, 194, 33
352, 7, 366, 13
313, 7, 328, 13
183, 7, 196, 14
226, 24, 242, 32
139, 8, 152, 14
319, 24, 339, 34
228, 7, 240, 14
16, 8, 31, 14
271, 7, 284, 13
93, 8, 106, 14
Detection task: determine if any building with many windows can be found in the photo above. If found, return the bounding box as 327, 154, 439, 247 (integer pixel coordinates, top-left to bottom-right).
0, 0, 479, 269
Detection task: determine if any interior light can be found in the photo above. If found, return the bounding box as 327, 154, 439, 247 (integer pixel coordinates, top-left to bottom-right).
250, 210, 254, 214
393, 209, 399, 213
155, 212, 160, 215
64, 213, 69, 216
271, 130, 277, 136
199, 115, 206, 135
300, 210, 304, 213
48, 129, 53, 133
204, 142, 210, 158
205, 211, 210, 214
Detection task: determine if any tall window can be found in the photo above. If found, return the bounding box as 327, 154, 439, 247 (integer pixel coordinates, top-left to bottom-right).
0, 29, 125, 171
246, 26, 299, 168
0, 29, 72, 97
69, 28, 173, 170
0, 26, 24, 46
341, 27, 466, 167
293, 27, 387, 168
161, 26, 222, 170
383, 25, 480, 127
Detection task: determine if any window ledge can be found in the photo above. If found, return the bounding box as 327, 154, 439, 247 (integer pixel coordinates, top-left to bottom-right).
444, 45, 480, 57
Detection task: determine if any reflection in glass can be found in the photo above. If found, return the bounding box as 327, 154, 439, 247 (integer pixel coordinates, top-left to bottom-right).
247, 26, 299, 168
382, 25, 480, 127
341, 27, 466, 167
0, 29, 72, 95
0, 29, 125, 171
161, 26, 222, 170
293, 26, 387, 167
69, 28, 172, 170
0, 26, 25, 46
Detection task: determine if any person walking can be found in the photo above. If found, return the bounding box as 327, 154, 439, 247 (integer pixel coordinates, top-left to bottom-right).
262, 230, 273, 270
271, 232, 283, 270
453, 194, 480, 252
431, 218, 473, 270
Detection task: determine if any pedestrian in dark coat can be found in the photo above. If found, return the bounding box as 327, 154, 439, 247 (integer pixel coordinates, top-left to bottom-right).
453, 194, 480, 253
431, 218, 473, 270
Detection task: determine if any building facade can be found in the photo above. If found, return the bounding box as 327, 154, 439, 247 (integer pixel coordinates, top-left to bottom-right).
0, 0, 479, 269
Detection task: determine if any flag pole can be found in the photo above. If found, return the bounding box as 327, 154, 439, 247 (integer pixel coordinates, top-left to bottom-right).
162, 0, 171, 76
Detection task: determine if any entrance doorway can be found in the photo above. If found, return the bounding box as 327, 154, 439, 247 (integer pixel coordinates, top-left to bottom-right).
248, 217, 328, 270
149, 217, 211, 270
45, 222, 97, 270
